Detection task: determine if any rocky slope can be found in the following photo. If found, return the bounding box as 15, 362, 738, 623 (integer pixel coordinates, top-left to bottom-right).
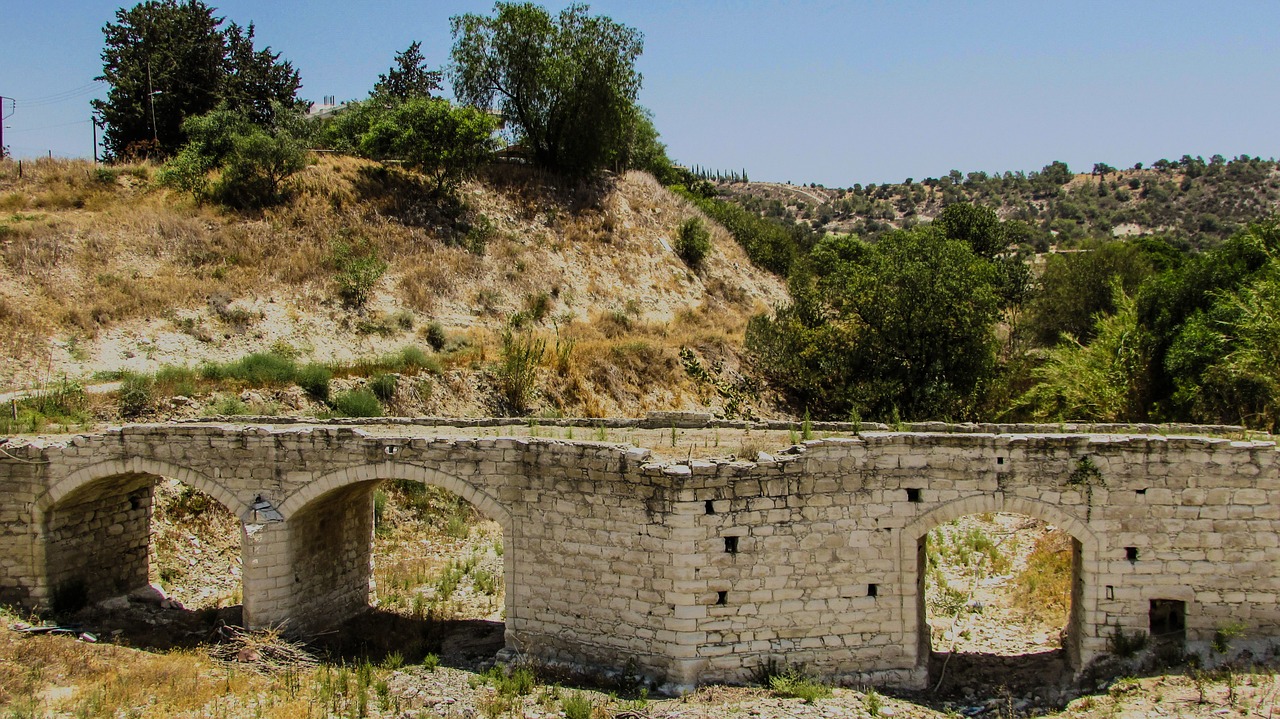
0, 156, 788, 420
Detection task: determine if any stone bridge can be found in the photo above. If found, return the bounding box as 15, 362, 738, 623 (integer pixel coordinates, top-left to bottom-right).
1, 421, 1278, 690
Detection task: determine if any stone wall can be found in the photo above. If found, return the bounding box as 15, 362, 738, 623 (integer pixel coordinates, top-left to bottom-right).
45, 472, 153, 608
1, 423, 1277, 690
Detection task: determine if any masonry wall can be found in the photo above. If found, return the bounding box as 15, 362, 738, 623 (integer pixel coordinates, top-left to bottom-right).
45, 473, 154, 607
1, 424, 1278, 691
650, 433, 1280, 687
288, 482, 376, 628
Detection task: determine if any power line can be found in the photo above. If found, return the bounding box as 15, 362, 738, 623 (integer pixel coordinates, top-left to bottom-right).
5, 119, 94, 134
14, 81, 103, 104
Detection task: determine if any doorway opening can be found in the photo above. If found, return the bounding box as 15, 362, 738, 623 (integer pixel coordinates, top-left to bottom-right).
918, 512, 1082, 698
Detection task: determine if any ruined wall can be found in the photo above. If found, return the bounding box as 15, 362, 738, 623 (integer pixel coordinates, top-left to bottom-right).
288, 482, 377, 628
1, 424, 1278, 691
45, 473, 153, 608
652, 433, 1280, 686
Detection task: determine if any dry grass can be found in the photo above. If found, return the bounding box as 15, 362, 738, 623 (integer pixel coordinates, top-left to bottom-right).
1013, 528, 1074, 624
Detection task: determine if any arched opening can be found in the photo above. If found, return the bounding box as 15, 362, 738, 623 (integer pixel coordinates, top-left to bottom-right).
283, 471, 512, 668
41, 470, 245, 641
904, 497, 1095, 701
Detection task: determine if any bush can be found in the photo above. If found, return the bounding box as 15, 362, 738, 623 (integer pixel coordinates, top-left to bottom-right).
675, 217, 712, 268
370, 373, 398, 402
767, 667, 831, 703
160, 107, 307, 210
332, 389, 383, 417
561, 692, 594, 719
422, 321, 448, 351
330, 238, 387, 309
297, 363, 332, 402
497, 330, 545, 414
398, 345, 431, 370
118, 373, 154, 418
224, 352, 298, 386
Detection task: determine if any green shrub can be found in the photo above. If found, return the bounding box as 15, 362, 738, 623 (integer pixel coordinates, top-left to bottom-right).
297, 363, 332, 402
332, 389, 383, 417
330, 239, 387, 309
398, 346, 431, 371
561, 692, 594, 719
206, 395, 249, 416
675, 217, 712, 268
497, 330, 545, 415
227, 352, 298, 386
118, 373, 154, 418
768, 668, 831, 703
370, 373, 398, 402
422, 322, 448, 351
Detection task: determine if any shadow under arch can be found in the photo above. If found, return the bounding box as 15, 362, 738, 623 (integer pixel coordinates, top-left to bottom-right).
276, 461, 517, 652
36, 457, 248, 612
899, 492, 1103, 683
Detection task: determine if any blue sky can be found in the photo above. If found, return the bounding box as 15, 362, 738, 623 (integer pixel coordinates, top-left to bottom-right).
3, 1, 1277, 185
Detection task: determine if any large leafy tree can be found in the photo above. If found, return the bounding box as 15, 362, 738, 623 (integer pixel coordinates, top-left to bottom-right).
357, 98, 499, 193
450, 2, 643, 176
93, 0, 301, 160
371, 42, 443, 101
748, 227, 1002, 420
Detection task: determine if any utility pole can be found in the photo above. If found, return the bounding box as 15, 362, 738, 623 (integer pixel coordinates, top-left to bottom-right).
92, 118, 99, 164
0, 95, 11, 159
147, 58, 158, 144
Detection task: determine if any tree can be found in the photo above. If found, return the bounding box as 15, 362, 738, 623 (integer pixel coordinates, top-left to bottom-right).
159, 105, 307, 209
222, 22, 304, 125
935, 202, 1004, 258
747, 227, 1001, 420
371, 41, 443, 101
357, 97, 498, 193
450, 2, 644, 176
93, 1, 300, 160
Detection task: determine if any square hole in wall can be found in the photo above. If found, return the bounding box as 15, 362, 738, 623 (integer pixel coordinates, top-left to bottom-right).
705, 500, 716, 515
1135, 488, 1147, 496
1106, 585, 1115, 600
906, 488, 921, 503
1149, 599, 1186, 645
997, 456, 1005, 465
724, 536, 739, 554
1126, 547, 1139, 562
716, 591, 728, 606
867, 583, 878, 597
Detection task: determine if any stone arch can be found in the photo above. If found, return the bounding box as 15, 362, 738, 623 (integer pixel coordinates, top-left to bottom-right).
275, 460, 517, 638
898, 491, 1102, 672
278, 460, 512, 532
38, 457, 245, 519
900, 492, 1100, 556
36, 457, 245, 610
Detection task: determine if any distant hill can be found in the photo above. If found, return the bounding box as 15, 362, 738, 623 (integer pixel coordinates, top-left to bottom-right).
715, 155, 1280, 248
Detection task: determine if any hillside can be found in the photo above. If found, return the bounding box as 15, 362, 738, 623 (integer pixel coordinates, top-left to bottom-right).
0, 156, 787, 423
716, 155, 1280, 248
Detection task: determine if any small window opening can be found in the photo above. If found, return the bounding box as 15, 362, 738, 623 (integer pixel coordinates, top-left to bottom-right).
716, 590, 728, 606
1149, 599, 1186, 646
705, 500, 715, 515
724, 536, 739, 554
1135, 488, 1147, 496
996, 456, 1005, 465
906, 488, 922, 503
1125, 546, 1139, 562
1106, 585, 1115, 600
867, 583, 878, 597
